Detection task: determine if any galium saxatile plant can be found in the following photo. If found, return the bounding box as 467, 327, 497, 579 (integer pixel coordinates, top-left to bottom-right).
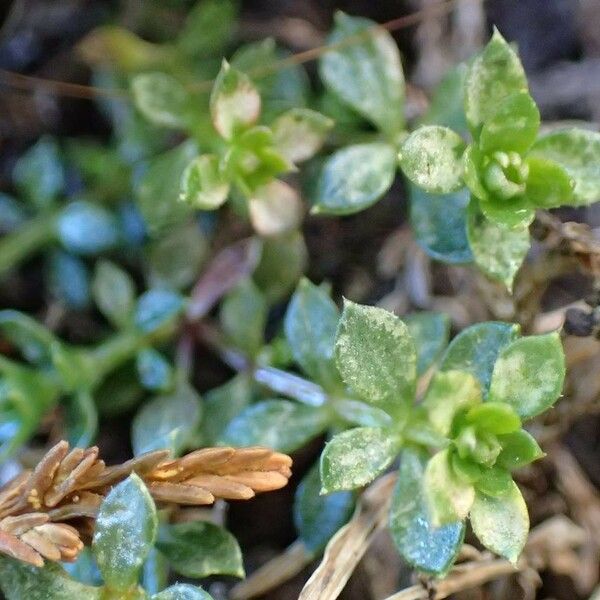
1, 1, 599, 598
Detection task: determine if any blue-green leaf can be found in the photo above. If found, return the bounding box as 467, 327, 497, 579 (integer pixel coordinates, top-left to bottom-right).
404, 312, 450, 375
389, 448, 464, 575
92, 260, 136, 328
134, 289, 185, 334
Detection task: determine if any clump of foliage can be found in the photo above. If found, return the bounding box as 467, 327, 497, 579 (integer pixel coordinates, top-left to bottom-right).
1, 2, 599, 598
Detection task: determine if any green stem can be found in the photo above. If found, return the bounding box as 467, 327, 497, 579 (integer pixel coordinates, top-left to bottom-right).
89, 329, 147, 385
0, 210, 59, 277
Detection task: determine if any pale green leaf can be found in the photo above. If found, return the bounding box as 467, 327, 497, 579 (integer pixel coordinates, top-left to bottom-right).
220, 279, 267, 358
220, 399, 329, 453
248, 180, 303, 237
497, 430, 544, 469
320, 426, 400, 493
179, 154, 229, 210
319, 12, 405, 133
153, 584, 214, 600
424, 370, 481, 436
466, 199, 530, 291
131, 73, 191, 129
312, 143, 396, 215
272, 108, 333, 163
470, 481, 529, 563
389, 448, 465, 575
531, 128, 600, 206
423, 449, 475, 525
0, 560, 101, 600
284, 279, 340, 389
334, 300, 416, 420
132, 380, 201, 456
524, 156, 574, 208
92, 474, 157, 590
464, 29, 528, 134
210, 61, 260, 140
92, 260, 136, 328
479, 91, 540, 154
488, 332, 565, 419
399, 126, 465, 193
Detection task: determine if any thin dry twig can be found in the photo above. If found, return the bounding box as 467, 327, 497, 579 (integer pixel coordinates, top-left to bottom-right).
298, 472, 397, 600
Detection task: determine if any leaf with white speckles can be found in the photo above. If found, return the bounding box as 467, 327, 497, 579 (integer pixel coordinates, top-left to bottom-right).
92, 474, 157, 591
470, 481, 529, 563
320, 426, 400, 493
466, 198, 530, 291
464, 29, 528, 135
390, 448, 465, 575
334, 300, 416, 421
423, 449, 475, 526
440, 322, 520, 393
488, 332, 565, 420
531, 128, 600, 206
399, 126, 466, 194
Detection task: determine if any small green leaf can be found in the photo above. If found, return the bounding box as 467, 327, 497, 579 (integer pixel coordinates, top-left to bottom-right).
253, 232, 307, 303
479, 91, 540, 155
0, 559, 101, 600
201, 374, 253, 446
440, 322, 520, 393
334, 300, 416, 421
146, 222, 208, 291
92, 260, 136, 328
152, 584, 215, 600
177, 0, 237, 58
248, 180, 303, 237
272, 108, 333, 163
320, 426, 400, 493
470, 481, 529, 563
423, 449, 475, 525
137, 141, 197, 233
524, 156, 574, 208
466, 405, 519, 439
332, 398, 393, 428
464, 29, 528, 134
132, 72, 192, 129
0, 310, 57, 364
210, 61, 260, 140
488, 332, 565, 419
409, 185, 473, 264
220, 399, 329, 453
220, 279, 267, 358
424, 370, 482, 436
466, 199, 530, 291
47, 251, 90, 310
132, 380, 201, 456
142, 547, 169, 596
179, 154, 230, 210
497, 430, 544, 469
134, 289, 185, 334
157, 521, 244, 579
63, 389, 98, 448
92, 474, 157, 591
404, 312, 450, 375
389, 448, 465, 575
319, 12, 405, 134
423, 64, 468, 133
284, 279, 340, 389
294, 463, 355, 553
400, 126, 465, 194
57, 201, 120, 256
475, 467, 513, 498
13, 136, 64, 208
136, 348, 173, 392
531, 128, 600, 206
312, 143, 397, 215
